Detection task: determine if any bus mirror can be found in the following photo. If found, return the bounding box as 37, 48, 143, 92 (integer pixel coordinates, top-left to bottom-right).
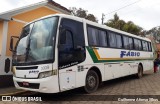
74, 45, 83, 51
10, 38, 13, 51
74, 46, 83, 51
10, 36, 19, 52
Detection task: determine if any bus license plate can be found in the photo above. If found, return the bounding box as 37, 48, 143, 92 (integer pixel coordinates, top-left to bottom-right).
22, 82, 29, 86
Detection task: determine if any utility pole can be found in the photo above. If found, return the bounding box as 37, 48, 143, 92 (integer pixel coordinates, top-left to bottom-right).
101, 13, 105, 24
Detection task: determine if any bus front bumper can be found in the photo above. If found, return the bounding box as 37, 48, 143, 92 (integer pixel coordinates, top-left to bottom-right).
13, 76, 60, 93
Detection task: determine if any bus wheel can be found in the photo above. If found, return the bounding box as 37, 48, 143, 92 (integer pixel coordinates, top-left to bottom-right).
137, 65, 143, 78
84, 70, 99, 93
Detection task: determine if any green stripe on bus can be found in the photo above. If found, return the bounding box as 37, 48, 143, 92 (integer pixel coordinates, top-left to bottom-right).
86, 46, 154, 63
86, 46, 99, 63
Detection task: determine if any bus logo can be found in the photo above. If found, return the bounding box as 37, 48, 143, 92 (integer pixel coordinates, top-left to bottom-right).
29, 70, 39, 74
120, 51, 140, 58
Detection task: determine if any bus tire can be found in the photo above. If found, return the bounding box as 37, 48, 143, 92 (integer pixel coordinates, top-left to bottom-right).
84, 70, 99, 93
137, 64, 143, 78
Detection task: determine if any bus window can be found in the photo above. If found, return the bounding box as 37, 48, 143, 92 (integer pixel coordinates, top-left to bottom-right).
98, 30, 107, 47
116, 34, 122, 48
134, 39, 138, 50
88, 27, 99, 46
145, 41, 149, 51
148, 42, 152, 52
59, 30, 74, 65
137, 40, 142, 50
142, 41, 145, 51
142, 41, 148, 51
123, 36, 129, 49
128, 37, 133, 49
108, 32, 116, 48
59, 18, 86, 68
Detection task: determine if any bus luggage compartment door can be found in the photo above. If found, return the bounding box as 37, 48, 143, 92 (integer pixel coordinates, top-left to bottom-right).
59, 70, 76, 91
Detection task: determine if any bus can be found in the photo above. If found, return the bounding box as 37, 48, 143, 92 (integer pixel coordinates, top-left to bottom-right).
10, 14, 154, 93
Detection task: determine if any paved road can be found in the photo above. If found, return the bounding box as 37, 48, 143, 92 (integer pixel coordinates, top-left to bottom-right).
1, 70, 160, 104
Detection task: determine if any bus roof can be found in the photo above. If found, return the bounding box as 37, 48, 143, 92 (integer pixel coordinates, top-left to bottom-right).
26, 14, 151, 42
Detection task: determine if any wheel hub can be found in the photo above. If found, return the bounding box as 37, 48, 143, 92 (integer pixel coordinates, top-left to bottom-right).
87, 76, 96, 88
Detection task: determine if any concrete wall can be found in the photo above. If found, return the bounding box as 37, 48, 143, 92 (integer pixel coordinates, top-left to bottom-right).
0, 6, 59, 87
0, 21, 4, 54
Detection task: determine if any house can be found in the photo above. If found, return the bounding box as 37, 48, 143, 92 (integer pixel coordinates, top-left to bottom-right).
0, 0, 70, 87
156, 43, 160, 58
146, 35, 158, 59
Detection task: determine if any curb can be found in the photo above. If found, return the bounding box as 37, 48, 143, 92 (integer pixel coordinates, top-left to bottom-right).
0, 90, 27, 96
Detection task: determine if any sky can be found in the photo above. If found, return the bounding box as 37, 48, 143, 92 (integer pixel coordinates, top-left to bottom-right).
0, 0, 160, 30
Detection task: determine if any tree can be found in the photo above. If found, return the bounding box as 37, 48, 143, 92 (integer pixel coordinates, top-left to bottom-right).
105, 13, 125, 30
69, 7, 98, 22
122, 21, 142, 35
146, 27, 160, 43
105, 13, 143, 35
70, 7, 87, 18
86, 14, 98, 22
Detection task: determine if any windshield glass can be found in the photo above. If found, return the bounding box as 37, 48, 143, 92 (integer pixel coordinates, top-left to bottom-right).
13, 16, 58, 65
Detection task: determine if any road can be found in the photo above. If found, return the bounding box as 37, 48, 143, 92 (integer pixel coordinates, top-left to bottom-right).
1, 70, 160, 104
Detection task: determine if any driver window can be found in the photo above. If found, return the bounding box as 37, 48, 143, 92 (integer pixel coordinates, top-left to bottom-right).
58, 18, 86, 69
60, 31, 73, 46
59, 30, 73, 51
58, 30, 74, 67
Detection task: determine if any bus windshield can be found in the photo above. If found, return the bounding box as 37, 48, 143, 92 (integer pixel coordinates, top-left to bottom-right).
13, 16, 59, 65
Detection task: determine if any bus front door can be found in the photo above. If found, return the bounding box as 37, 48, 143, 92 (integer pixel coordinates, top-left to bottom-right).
58, 18, 86, 91
58, 30, 76, 91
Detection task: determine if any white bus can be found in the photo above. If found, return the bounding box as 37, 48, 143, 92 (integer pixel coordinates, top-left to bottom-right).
10, 14, 154, 93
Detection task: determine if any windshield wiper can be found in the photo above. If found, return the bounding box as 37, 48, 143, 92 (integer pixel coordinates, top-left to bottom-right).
25, 39, 31, 62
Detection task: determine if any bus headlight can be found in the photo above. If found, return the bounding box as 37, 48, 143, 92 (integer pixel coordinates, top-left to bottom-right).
38, 70, 57, 79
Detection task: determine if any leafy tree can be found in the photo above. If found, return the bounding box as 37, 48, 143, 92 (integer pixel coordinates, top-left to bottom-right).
105, 13, 123, 29
146, 27, 160, 43
105, 13, 142, 35
69, 7, 98, 22
122, 21, 142, 35
86, 14, 98, 22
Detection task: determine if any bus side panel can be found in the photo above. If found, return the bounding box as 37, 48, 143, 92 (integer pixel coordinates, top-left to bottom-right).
75, 47, 106, 87
87, 46, 153, 80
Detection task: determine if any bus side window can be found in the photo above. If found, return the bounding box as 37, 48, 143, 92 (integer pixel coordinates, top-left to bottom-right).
58, 18, 86, 68
128, 38, 133, 50
108, 31, 117, 48
145, 41, 149, 51
137, 40, 142, 50
59, 30, 73, 50
134, 39, 138, 50
148, 42, 152, 52
116, 34, 122, 48
59, 30, 74, 66
98, 30, 107, 47
123, 36, 129, 49
59, 30, 66, 44
142, 41, 148, 51
88, 27, 99, 46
